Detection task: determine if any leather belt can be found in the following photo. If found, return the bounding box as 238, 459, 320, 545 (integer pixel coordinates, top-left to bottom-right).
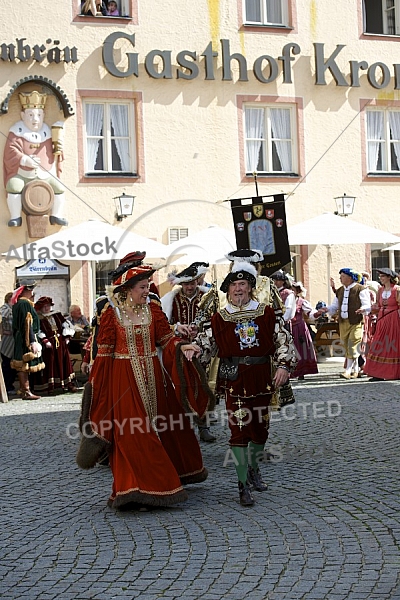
235, 356, 269, 366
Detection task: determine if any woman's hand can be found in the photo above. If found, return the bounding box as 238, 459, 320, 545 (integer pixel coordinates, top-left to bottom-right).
180, 343, 201, 362
273, 366, 289, 388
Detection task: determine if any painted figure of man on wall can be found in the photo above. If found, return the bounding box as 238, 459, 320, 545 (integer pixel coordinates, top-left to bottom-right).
3, 90, 68, 227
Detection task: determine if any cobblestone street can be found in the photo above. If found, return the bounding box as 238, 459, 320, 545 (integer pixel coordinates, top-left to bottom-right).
1, 358, 400, 600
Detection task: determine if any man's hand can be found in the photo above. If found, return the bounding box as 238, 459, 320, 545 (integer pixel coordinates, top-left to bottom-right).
273, 367, 289, 388
175, 324, 191, 338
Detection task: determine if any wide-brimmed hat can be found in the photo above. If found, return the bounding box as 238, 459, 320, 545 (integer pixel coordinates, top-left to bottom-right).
113, 265, 156, 292
109, 251, 147, 281
377, 267, 397, 279
220, 261, 257, 293
34, 297, 54, 311
225, 249, 263, 263
168, 263, 207, 285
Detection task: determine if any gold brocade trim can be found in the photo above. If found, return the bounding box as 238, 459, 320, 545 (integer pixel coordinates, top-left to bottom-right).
368, 355, 400, 364
219, 302, 266, 323
98, 343, 113, 348
25, 311, 33, 349
124, 311, 158, 432
114, 351, 157, 359
110, 483, 184, 500
97, 352, 114, 357
159, 331, 174, 349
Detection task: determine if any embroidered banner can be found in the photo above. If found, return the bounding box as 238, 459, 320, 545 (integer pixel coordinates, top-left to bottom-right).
230, 194, 291, 276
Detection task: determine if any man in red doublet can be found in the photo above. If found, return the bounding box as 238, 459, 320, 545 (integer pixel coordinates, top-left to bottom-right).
212, 260, 297, 507
161, 263, 216, 442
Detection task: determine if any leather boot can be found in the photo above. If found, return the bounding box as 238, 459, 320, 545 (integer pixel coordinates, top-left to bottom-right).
238, 481, 254, 506
247, 466, 268, 491
199, 427, 216, 442
18, 372, 41, 400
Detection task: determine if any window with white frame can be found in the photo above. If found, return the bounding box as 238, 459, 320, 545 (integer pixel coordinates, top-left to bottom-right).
84, 100, 136, 175
363, 0, 400, 35
168, 227, 189, 244
244, 0, 288, 26
244, 105, 297, 175
366, 109, 400, 172
78, 0, 132, 18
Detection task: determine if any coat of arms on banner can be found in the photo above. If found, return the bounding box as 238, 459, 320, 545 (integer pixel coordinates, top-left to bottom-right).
230, 194, 291, 276
265, 208, 274, 219
253, 205, 263, 218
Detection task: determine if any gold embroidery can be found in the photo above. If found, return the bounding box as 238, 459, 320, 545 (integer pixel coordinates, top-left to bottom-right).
114, 351, 157, 359
125, 310, 159, 436
219, 303, 266, 323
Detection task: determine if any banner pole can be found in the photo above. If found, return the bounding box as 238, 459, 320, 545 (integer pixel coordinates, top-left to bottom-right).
253, 172, 259, 196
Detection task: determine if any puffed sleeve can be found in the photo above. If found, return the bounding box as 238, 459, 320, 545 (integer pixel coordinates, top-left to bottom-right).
152, 304, 214, 419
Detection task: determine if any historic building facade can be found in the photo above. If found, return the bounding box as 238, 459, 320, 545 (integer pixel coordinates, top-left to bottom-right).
1, 0, 400, 311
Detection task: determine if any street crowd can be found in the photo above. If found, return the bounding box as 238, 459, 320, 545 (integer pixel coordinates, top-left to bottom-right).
1, 250, 399, 510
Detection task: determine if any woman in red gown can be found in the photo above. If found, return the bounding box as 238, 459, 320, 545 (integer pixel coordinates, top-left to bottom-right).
364, 268, 400, 381
77, 265, 210, 509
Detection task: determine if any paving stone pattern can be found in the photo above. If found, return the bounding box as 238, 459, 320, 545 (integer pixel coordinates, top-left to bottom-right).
1, 359, 400, 600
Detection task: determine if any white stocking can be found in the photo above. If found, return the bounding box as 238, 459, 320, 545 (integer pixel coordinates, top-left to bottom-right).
7, 193, 22, 220
51, 193, 65, 217
345, 358, 353, 374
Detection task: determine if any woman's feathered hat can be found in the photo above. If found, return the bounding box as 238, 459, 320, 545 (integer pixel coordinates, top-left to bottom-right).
109, 251, 147, 282
220, 261, 257, 293
113, 265, 156, 293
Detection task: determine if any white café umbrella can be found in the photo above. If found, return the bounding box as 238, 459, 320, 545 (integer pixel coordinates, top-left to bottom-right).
288, 213, 400, 301
165, 225, 236, 266
4, 220, 168, 309
5, 219, 168, 262
381, 242, 400, 252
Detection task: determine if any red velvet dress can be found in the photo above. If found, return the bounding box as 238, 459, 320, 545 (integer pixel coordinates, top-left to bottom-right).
364, 285, 400, 380
89, 303, 208, 509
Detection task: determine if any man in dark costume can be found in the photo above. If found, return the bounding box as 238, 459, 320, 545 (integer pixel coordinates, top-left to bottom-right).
10, 282, 45, 400
33, 297, 77, 393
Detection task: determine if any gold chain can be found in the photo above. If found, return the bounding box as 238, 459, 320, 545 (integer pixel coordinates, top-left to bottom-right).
121, 303, 149, 325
